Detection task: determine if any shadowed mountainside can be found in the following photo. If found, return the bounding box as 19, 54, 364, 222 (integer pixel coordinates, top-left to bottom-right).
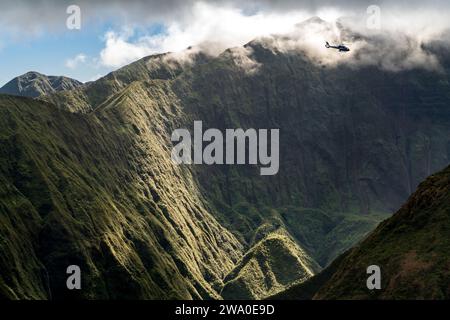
271, 165, 450, 299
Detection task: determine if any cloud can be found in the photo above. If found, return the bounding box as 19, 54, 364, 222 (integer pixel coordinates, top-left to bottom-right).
226, 47, 262, 74
3, 1, 450, 38
98, 2, 309, 68
94, 2, 450, 72
99, 30, 155, 67
65, 53, 87, 69
2, 1, 450, 73
251, 15, 444, 72
344, 30, 441, 72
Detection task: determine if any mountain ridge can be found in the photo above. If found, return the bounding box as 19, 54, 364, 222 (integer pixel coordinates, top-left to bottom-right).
271, 164, 450, 299
0, 71, 82, 98
1, 21, 450, 298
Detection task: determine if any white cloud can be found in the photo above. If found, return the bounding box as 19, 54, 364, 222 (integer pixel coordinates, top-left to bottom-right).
255, 17, 443, 72
99, 28, 156, 68
98, 2, 309, 68
95, 1, 450, 72
65, 53, 87, 69
225, 47, 261, 74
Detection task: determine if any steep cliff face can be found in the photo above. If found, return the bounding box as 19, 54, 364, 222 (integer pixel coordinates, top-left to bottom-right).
274, 165, 450, 300
316, 166, 450, 299
0, 90, 242, 299
172, 41, 450, 266
0, 72, 82, 98
1, 25, 450, 299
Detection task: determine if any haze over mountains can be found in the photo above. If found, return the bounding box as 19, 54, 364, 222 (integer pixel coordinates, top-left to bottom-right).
1, 17, 450, 299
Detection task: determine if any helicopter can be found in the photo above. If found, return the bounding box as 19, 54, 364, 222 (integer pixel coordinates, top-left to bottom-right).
325, 41, 350, 52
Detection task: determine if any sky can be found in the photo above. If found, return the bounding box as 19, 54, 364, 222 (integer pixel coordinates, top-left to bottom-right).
1, 0, 450, 86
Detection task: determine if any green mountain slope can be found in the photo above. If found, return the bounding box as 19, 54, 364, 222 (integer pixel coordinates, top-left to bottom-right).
172, 41, 450, 266
221, 230, 320, 299
0, 90, 242, 299
1, 19, 450, 298
43, 50, 208, 113
272, 165, 450, 300
0, 72, 82, 98
315, 165, 450, 299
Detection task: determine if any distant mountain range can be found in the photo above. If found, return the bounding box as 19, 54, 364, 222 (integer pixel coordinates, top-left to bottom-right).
0, 71, 82, 98
1, 17, 450, 300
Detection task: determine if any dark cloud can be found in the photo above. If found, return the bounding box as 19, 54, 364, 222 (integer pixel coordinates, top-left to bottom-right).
2, 0, 450, 34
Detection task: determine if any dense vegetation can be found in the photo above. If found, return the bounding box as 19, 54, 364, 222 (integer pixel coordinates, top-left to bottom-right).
1, 26, 450, 299
273, 165, 450, 299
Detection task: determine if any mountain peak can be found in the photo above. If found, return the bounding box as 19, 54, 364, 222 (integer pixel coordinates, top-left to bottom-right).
0, 71, 82, 98
294, 16, 332, 29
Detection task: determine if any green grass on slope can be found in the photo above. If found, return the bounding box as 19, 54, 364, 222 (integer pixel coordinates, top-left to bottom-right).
315, 165, 450, 299
3, 40, 450, 300
273, 165, 450, 300
0, 90, 242, 299
172, 43, 450, 270
221, 230, 320, 299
